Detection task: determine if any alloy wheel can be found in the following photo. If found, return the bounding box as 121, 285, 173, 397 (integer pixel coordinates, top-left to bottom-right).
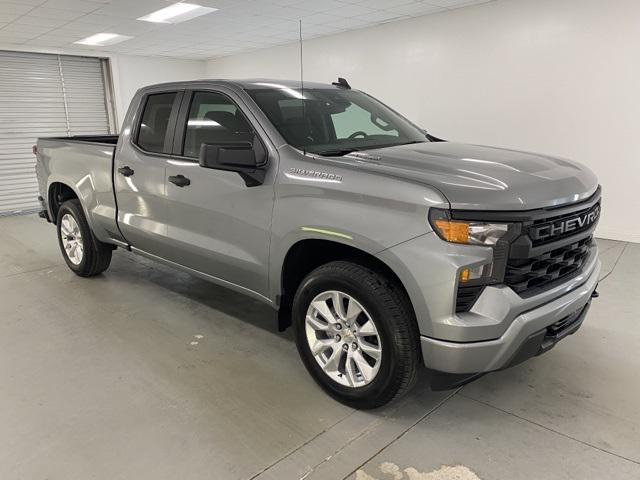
60, 213, 84, 265
305, 290, 382, 387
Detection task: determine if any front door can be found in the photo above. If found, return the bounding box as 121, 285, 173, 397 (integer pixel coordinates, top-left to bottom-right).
114, 90, 183, 257
164, 89, 275, 297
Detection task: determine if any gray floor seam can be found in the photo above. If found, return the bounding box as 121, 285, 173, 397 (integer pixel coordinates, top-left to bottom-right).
1, 264, 60, 279
598, 242, 629, 284
340, 389, 461, 480
294, 402, 420, 479
597, 241, 627, 254
295, 416, 389, 480
458, 393, 640, 466
246, 410, 357, 480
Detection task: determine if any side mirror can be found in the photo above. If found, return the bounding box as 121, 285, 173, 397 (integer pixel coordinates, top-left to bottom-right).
199, 135, 267, 186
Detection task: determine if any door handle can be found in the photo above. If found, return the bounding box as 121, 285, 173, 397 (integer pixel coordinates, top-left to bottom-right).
118, 166, 134, 177
168, 174, 191, 187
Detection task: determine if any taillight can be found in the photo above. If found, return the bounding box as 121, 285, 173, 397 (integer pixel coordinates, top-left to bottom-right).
32, 145, 38, 156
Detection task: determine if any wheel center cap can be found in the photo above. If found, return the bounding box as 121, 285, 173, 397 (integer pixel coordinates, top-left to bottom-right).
342, 329, 355, 343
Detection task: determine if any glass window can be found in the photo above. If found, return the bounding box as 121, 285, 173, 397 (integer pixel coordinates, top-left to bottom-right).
247, 86, 426, 156
183, 91, 253, 158
331, 103, 399, 139
137, 92, 176, 153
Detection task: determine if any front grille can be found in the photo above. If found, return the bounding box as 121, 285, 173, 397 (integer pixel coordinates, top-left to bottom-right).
505, 236, 593, 295
450, 188, 600, 307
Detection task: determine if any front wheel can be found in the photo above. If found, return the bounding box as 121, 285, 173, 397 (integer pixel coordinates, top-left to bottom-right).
56, 199, 113, 277
292, 261, 420, 409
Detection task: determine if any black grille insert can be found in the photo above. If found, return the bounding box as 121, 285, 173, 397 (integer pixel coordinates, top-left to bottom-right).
455, 285, 484, 312
547, 307, 585, 336
505, 236, 593, 295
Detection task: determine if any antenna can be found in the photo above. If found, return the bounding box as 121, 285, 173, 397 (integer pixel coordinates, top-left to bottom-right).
299, 19, 306, 156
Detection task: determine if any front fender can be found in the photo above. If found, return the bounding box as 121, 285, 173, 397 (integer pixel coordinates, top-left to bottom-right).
268, 152, 450, 302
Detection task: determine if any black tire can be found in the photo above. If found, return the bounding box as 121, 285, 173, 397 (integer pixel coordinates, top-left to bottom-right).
56, 199, 113, 277
292, 261, 420, 409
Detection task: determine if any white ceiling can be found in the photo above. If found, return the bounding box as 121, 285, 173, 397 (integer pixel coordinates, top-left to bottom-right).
0, 0, 492, 59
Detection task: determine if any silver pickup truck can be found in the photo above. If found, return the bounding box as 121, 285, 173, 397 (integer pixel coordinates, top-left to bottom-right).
35, 78, 601, 409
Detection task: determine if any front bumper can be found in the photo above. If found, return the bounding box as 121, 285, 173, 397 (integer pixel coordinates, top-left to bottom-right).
420, 254, 600, 375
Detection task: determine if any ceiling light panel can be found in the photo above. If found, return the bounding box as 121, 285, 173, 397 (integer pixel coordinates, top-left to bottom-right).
74, 33, 133, 46
137, 3, 218, 24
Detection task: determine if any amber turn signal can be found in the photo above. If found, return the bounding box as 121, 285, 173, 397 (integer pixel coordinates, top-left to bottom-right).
433, 219, 470, 244
459, 268, 471, 282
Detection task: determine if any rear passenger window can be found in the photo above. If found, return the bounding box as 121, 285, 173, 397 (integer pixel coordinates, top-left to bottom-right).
136, 92, 177, 153
183, 91, 253, 158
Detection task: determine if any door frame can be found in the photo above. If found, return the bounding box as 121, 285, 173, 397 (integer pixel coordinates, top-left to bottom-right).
129, 89, 185, 157
166, 86, 273, 164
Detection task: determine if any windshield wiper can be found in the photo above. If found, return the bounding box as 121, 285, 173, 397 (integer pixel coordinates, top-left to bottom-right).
314, 140, 425, 157
314, 148, 360, 157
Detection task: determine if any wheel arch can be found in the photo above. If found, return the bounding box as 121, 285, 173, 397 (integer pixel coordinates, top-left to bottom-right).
276, 238, 416, 331
48, 181, 80, 224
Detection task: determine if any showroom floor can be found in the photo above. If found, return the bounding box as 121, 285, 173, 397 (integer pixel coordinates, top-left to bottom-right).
1, 214, 638, 480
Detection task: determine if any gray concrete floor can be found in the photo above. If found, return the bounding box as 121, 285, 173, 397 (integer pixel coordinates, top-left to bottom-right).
1, 214, 638, 480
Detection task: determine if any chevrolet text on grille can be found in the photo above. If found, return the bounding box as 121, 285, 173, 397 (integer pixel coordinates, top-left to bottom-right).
531, 205, 600, 241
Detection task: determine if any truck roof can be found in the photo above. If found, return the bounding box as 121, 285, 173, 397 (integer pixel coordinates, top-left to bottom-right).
138, 78, 345, 93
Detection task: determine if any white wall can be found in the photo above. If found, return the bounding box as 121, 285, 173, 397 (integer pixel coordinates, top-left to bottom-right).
206, 0, 639, 243
109, 54, 205, 127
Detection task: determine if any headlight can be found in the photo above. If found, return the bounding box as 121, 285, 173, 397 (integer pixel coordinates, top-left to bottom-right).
429, 209, 514, 286
429, 210, 509, 246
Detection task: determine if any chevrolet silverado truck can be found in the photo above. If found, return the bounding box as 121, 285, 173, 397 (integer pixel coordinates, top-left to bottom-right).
35, 78, 601, 409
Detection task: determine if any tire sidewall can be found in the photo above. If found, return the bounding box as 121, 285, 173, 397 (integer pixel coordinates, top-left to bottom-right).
293, 268, 401, 406
56, 201, 91, 274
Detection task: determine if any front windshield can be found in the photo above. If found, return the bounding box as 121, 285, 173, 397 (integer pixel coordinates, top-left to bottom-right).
246, 85, 427, 155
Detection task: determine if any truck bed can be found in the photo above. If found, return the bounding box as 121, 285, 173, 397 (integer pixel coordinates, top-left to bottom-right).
35, 135, 123, 245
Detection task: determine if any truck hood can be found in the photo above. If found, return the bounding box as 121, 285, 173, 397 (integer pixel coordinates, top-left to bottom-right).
345, 142, 598, 210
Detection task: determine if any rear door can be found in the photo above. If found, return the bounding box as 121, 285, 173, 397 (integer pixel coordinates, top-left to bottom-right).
114, 90, 183, 257
163, 88, 275, 298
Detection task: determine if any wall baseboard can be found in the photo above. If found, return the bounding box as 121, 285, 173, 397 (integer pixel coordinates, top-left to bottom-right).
595, 229, 640, 244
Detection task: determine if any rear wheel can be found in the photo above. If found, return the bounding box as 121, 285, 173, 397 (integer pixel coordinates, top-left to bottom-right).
292, 261, 420, 409
56, 199, 112, 277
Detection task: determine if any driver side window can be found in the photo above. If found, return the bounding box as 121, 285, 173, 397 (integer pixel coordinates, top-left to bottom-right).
331, 103, 399, 139
183, 91, 253, 158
